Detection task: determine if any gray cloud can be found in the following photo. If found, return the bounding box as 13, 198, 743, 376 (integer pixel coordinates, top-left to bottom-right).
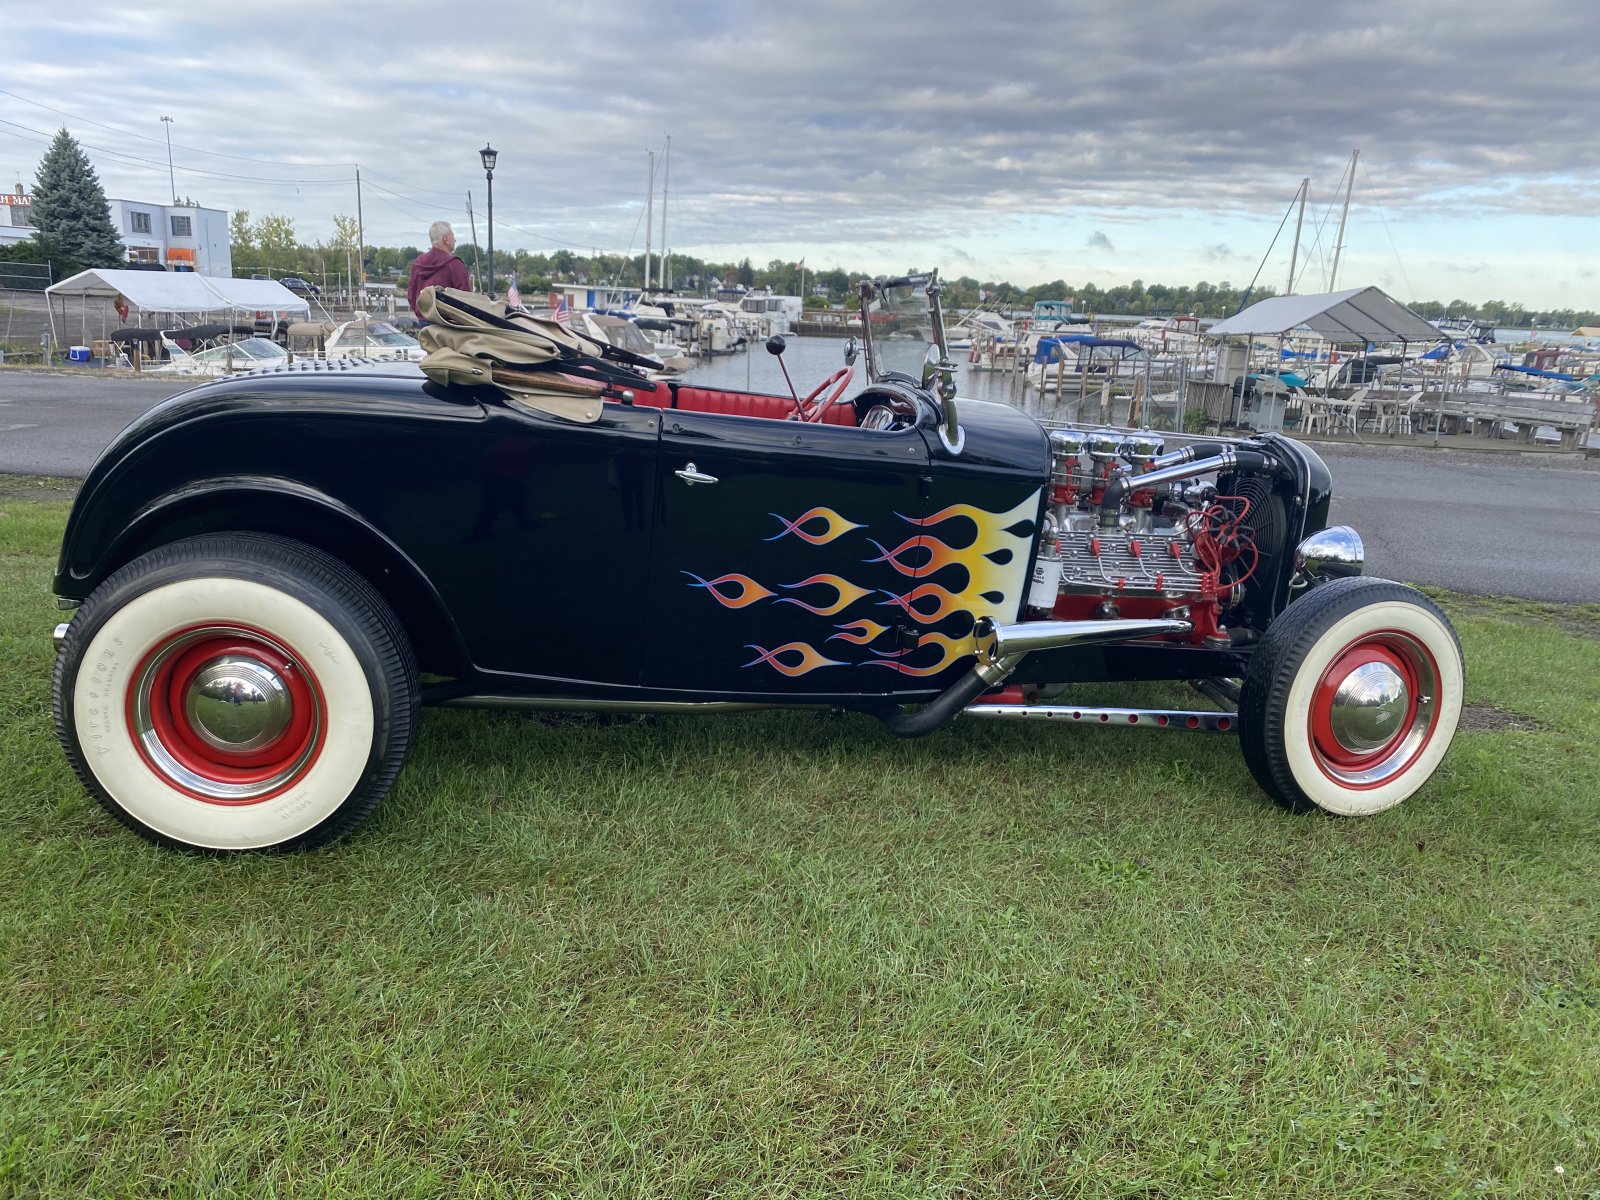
4, 0, 1597, 283
1086, 231, 1115, 253
1203, 244, 1233, 261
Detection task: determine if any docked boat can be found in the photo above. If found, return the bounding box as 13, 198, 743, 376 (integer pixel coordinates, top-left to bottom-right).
148, 336, 288, 377
1028, 334, 1147, 392
286, 318, 425, 363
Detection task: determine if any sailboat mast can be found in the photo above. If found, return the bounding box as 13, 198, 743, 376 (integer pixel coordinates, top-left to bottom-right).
1286, 176, 1308, 295
1329, 149, 1359, 291
644, 150, 655, 292
659, 135, 670, 290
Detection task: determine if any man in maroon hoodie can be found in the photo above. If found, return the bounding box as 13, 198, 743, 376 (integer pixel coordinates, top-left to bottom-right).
406, 221, 472, 323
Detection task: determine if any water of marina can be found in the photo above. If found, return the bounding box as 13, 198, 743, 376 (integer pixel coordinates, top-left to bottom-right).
679, 335, 1121, 426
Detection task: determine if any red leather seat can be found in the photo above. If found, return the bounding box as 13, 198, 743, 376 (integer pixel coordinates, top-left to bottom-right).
623, 379, 672, 408
673, 386, 856, 425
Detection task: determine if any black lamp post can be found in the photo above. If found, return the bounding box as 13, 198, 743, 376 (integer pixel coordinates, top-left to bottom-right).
480, 143, 498, 298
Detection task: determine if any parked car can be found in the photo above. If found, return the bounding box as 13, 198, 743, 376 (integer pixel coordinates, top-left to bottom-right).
278, 275, 321, 297
49, 276, 1464, 852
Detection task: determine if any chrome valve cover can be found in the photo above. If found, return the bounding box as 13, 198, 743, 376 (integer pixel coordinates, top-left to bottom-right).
1055, 525, 1206, 599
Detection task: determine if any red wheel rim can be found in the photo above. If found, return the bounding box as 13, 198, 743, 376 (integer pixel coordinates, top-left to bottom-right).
126, 624, 326, 805
1307, 629, 1440, 790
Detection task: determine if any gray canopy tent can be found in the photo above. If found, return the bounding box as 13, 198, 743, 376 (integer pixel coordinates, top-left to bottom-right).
44, 268, 310, 355
1204, 286, 1445, 433
1205, 286, 1443, 343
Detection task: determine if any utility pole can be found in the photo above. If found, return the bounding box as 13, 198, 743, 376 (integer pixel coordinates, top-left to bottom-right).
1286, 176, 1308, 296
160, 116, 176, 203
354, 165, 367, 308
659, 134, 670, 290
643, 149, 655, 292
466, 191, 482, 293
1329, 149, 1359, 292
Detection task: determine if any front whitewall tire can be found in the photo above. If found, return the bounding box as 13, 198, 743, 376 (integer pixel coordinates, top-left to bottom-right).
1240, 577, 1464, 816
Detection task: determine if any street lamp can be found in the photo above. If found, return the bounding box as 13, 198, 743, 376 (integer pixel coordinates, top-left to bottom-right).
160, 116, 176, 204
480, 143, 498, 298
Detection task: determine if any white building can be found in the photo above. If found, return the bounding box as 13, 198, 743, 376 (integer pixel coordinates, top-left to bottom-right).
107, 199, 231, 277
0, 188, 232, 278
0, 188, 34, 246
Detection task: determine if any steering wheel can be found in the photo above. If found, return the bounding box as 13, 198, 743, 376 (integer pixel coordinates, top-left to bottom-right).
798, 366, 855, 422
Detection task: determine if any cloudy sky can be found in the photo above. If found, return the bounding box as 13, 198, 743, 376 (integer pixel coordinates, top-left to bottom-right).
5, 0, 1596, 308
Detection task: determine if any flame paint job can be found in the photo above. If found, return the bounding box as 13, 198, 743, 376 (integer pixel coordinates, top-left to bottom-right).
690, 492, 1038, 678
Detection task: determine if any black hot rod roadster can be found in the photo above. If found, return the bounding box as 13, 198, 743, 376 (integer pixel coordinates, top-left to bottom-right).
50, 275, 1463, 851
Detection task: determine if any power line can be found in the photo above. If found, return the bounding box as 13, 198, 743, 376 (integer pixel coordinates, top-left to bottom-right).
0, 86, 352, 168
0, 118, 353, 185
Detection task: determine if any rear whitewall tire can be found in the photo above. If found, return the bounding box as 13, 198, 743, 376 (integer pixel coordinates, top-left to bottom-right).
53, 535, 416, 851
1239, 577, 1463, 817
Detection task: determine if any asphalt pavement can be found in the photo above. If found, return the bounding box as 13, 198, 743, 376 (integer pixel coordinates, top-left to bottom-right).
3, 368, 1597, 602
0, 370, 177, 476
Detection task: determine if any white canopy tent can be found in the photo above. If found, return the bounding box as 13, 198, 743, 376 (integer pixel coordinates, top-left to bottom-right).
45, 268, 310, 353
1206, 286, 1442, 344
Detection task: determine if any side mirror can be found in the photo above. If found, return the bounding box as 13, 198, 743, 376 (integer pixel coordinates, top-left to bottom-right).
765, 335, 786, 357
843, 336, 859, 367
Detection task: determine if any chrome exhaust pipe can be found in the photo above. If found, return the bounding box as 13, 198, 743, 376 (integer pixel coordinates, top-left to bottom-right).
883, 615, 1192, 738
977, 616, 1192, 678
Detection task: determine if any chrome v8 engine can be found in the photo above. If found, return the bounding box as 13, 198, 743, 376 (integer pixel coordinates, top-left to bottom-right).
1030, 428, 1281, 643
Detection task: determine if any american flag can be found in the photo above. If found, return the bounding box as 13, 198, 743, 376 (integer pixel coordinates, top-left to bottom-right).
553, 295, 570, 326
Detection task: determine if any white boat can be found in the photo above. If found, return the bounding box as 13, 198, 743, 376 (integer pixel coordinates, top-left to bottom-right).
947, 308, 1016, 352
570, 310, 693, 378
148, 336, 288, 377
1130, 314, 1203, 355
283, 318, 425, 363
733, 289, 803, 337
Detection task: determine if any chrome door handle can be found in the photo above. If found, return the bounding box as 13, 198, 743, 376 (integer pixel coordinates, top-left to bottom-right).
675, 462, 718, 485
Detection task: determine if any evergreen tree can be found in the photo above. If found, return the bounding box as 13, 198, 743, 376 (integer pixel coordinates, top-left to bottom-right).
30, 128, 125, 270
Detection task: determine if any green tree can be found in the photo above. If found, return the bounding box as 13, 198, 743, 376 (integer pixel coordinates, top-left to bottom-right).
228, 210, 259, 274
29, 128, 124, 269
330, 214, 359, 252
252, 214, 298, 272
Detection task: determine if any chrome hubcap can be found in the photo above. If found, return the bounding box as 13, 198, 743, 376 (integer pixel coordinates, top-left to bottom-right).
183, 656, 293, 752
1310, 631, 1442, 788
1328, 660, 1409, 755
129, 625, 323, 804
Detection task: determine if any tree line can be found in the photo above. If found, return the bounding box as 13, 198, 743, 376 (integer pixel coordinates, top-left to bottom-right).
6, 130, 1595, 329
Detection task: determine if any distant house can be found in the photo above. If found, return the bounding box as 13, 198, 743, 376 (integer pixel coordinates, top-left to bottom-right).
0, 186, 232, 278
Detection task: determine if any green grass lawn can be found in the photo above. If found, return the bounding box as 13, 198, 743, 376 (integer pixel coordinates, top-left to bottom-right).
2, 494, 1598, 1198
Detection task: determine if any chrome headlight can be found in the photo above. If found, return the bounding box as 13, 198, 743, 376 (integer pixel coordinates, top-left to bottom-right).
1292, 525, 1365, 588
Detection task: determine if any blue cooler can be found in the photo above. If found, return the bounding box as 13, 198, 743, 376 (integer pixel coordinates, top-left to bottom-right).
68, 346, 91, 363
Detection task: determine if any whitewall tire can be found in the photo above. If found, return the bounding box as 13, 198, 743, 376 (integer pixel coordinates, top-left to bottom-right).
53, 535, 416, 851
1239, 577, 1463, 816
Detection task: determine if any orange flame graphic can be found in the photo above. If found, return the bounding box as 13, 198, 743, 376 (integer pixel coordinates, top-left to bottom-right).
865, 535, 967, 578
830, 619, 891, 645
766, 507, 863, 545
778, 574, 874, 616
742, 642, 846, 676
864, 632, 970, 676
879, 581, 967, 624
682, 571, 775, 609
